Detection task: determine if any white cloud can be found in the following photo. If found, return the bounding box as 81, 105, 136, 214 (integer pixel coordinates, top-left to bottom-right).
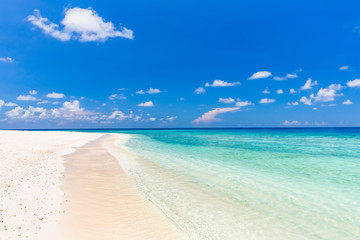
273, 76, 287, 81
29, 90, 37, 95
166, 116, 177, 122
284, 120, 300, 126
179, 97, 185, 101
6, 107, 26, 118
339, 66, 349, 70
37, 100, 50, 104
6, 100, 97, 121
51, 100, 96, 120
149, 117, 156, 121
0, 57, 14, 63
194, 87, 206, 95
6, 106, 46, 119
136, 88, 161, 94
193, 107, 239, 124
287, 101, 299, 106
108, 93, 127, 100
138, 101, 154, 107
61, 100, 83, 112
313, 84, 342, 102
300, 95, 313, 105
27, 7, 134, 42
108, 110, 127, 120
46, 92, 65, 98
136, 90, 145, 94
4, 102, 17, 107
286, 73, 298, 79
276, 89, 283, 94
205, 80, 240, 87
235, 100, 254, 107
0, 100, 4, 110
346, 79, 360, 88
259, 98, 275, 104
300, 78, 318, 90
218, 97, 235, 104
273, 73, 298, 81
118, 88, 127, 91
342, 99, 353, 105
262, 87, 270, 94
147, 88, 161, 94
289, 88, 296, 94
17, 95, 37, 101
248, 71, 272, 80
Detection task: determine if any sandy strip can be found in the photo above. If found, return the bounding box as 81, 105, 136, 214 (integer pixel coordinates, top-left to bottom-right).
0, 130, 103, 240
61, 134, 186, 240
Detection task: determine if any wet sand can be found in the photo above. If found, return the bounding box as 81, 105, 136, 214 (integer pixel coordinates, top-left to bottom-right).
61, 134, 186, 240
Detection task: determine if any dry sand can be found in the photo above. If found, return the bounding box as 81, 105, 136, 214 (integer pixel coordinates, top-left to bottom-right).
0, 130, 186, 240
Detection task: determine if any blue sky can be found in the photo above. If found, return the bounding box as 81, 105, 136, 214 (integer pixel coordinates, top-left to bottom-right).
1, 0, 360, 128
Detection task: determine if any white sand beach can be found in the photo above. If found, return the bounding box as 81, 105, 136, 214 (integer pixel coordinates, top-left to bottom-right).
0, 130, 185, 240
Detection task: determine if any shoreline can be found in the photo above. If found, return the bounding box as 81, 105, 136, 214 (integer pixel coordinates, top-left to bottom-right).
0, 130, 185, 240
61, 134, 185, 240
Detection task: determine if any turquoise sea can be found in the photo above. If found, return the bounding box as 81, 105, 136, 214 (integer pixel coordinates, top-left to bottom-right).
87, 128, 360, 239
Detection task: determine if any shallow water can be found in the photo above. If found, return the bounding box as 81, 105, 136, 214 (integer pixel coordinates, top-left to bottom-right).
94, 129, 360, 239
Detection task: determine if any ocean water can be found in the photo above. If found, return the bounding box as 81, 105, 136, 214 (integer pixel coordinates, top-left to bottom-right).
99, 129, 360, 239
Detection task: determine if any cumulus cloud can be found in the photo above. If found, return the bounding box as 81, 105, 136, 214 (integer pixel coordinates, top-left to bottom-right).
149, 117, 156, 121
276, 89, 284, 94
29, 90, 37, 95
299, 84, 342, 105
147, 88, 161, 94
259, 98, 275, 104
339, 66, 349, 70
136, 88, 161, 94
205, 80, 240, 87
46, 92, 65, 98
235, 100, 254, 107
4, 102, 17, 107
300, 95, 313, 105
300, 78, 318, 91
6, 100, 98, 121
248, 71, 272, 80
27, 7, 134, 42
218, 98, 235, 104
314, 84, 342, 102
50, 100, 97, 120
108, 93, 127, 100
273, 73, 298, 81
6, 106, 46, 119
289, 88, 296, 94
136, 90, 145, 94
16, 95, 37, 101
346, 79, 360, 88
262, 87, 270, 94
138, 101, 154, 107
108, 110, 128, 120
193, 107, 239, 124
0, 100, 4, 110
0, 57, 14, 63
287, 101, 299, 106
194, 87, 206, 95
284, 120, 300, 125
342, 99, 353, 105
